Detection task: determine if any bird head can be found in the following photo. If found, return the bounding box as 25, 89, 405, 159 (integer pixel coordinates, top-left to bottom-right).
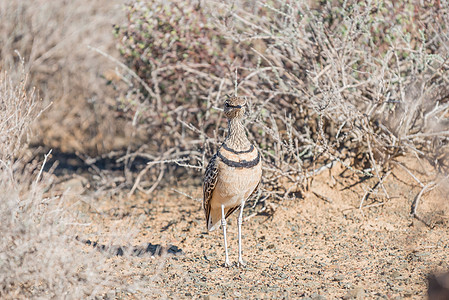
224, 96, 247, 119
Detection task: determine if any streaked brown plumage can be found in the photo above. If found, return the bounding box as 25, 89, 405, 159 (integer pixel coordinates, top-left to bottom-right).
202, 96, 262, 267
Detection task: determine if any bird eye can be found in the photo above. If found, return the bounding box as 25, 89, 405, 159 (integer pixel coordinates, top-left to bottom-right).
225, 103, 230, 107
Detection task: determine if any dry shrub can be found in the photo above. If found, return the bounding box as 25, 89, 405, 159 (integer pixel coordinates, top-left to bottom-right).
228, 0, 449, 201
0, 0, 128, 154
115, 0, 449, 203
0, 70, 40, 161
0, 70, 153, 298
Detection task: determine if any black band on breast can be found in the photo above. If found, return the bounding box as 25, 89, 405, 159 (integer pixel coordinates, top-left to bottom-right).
222, 143, 254, 154
218, 150, 260, 168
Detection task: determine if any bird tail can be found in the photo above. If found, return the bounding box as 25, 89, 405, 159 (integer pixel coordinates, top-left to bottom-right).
207, 211, 221, 231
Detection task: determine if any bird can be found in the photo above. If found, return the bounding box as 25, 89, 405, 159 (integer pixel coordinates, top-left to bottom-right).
203, 96, 262, 267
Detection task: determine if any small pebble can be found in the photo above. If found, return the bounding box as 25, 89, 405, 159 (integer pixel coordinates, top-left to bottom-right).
343, 286, 365, 299
333, 275, 345, 281
310, 292, 327, 300
203, 295, 219, 300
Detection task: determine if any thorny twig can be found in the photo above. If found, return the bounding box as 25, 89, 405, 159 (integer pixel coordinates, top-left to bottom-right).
411, 181, 437, 220
35, 149, 52, 186
359, 170, 392, 210
171, 188, 201, 202
128, 157, 188, 197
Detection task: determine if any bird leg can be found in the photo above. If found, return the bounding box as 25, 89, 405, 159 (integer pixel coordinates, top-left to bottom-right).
237, 201, 246, 267
221, 204, 231, 267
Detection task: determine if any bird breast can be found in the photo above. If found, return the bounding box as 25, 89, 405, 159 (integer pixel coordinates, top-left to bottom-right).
211, 146, 262, 209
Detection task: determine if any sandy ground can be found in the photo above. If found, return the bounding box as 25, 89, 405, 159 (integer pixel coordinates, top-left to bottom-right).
70, 155, 449, 299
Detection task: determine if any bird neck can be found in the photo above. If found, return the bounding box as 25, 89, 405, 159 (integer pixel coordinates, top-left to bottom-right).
225, 118, 251, 151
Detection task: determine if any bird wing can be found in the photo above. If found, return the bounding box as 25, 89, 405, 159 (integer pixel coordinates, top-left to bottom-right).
225, 205, 240, 219
203, 153, 219, 227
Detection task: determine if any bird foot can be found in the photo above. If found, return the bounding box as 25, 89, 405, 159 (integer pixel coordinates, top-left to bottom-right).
224, 260, 232, 268
237, 259, 247, 268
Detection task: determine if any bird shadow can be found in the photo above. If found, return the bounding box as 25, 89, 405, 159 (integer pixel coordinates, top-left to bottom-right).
76, 236, 183, 257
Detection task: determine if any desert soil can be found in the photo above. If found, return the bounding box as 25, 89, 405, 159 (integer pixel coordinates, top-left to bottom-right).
70, 155, 448, 299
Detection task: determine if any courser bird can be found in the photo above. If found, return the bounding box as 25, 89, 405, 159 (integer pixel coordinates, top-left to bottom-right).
203, 96, 262, 267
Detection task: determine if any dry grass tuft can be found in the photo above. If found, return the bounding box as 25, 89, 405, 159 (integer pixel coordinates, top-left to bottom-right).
0, 69, 154, 299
